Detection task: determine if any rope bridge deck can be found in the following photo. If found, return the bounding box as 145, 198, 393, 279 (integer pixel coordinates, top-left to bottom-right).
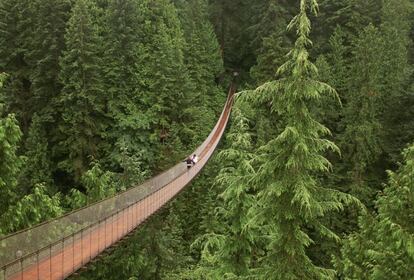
0, 86, 235, 280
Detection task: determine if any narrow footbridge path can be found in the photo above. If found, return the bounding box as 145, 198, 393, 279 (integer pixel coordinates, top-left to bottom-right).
0, 87, 235, 280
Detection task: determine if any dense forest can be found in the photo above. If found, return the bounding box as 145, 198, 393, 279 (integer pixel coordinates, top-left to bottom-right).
0, 0, 413, 279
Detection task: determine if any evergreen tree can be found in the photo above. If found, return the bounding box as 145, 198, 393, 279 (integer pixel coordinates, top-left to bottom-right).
342, 0, 382, 32
65, 162, 116, 209
29, 0, 71, 117
0, 72, 7, 105
23, 0, 71, 189
141, 0, 188, 133
102, 0, 155, 169
0, 112, 24, 215
57, 0, 107, 182
0, 184, 63, 234
378, 0, 413, 162
3, 0, 413, 278
137, 0, 191, 146
0, 0, 35, 132
20, 114, 53, 190
104, 0, 194, 169
250, 0, 293, 84
338, 24, 384, 203
336, 144, 414, 279
82, 162, 116, 203
165, 156, 225, 271
0, 73, 64, 236
195, 107, 256, 278
313, 0, 382, 53
310, 0, 349, 52
249, 0, 294, 48
246, 1, 356, 278
174, 0, 225, 146
250, 31, 290, 85
115, 147, 148, 190
208, 0, 258, 74
323, 26, 348, 99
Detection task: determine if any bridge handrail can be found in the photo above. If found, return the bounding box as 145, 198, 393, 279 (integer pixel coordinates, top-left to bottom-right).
0, 85, 235, 275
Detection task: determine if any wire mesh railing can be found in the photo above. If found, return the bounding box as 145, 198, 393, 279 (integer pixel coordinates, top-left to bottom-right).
0, 86, 235, 280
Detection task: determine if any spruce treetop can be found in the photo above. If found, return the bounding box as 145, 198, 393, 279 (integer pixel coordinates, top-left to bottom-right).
245, 0, 358, 278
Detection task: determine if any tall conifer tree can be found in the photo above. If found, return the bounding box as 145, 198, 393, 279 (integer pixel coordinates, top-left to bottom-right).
195, 107, 256, 278
138, 0, 192, 167
103, 0, 153, 168
137, 0, 190, 143
29, 0, 71, 117
248, 0, 356, 278
25, 0, 70, 175
336, 144, 414, 279
174, 0, 224, 145
378, 0, 413, 161
57, 0, 106, 181
20, 114, 53, 189
0, 111, 23, 215
338, 24, 384, 204
208, 0, 257, 71
0, 0, 35, 132
250, 0, 293, 84
104, 0, 192, 168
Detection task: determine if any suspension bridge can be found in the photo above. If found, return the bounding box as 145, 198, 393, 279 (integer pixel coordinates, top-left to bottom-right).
0, 86, 235, 280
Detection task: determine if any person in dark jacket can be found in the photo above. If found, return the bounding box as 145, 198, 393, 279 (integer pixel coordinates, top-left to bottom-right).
184, 157, 193, 169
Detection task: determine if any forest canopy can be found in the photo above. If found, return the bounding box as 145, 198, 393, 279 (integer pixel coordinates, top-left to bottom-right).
0, 0, 413, 279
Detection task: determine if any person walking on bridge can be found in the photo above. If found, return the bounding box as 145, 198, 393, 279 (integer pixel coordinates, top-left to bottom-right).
184, 156, 193, 169
192, 154, 198, 164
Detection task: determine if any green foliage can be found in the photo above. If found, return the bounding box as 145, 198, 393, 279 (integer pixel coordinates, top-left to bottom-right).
341, 24, 383, 164
114, 147, 148, 190
378, 0, 413, 162
0, 184, 63, 234
244, 1, 359, 278
0, 113, 24, 214
322, 26, 348, 97
57, 0, 107, 181
174, 0, 225, 148
250, 31, 290, 84
342, 0, 383, 33
20, 114, 53, 189
208, 0, 258, 74
65, 188, 87, 210
0, 72, 7, 110
250, 0, 293, 84
195, 106, 256, 278
102, 0, 193, 170
29, 0, 71, 117
336, 0, 413, 205
336, 144, 414, 279
81, 162, 116, 203
313, 0, 382, 52
0, 0, 35, 133
338, 24, 384, 201
66, 162, 116, 209
102, 0, 154, 168
176, 155, 223, 237
0, 0, 412, 279
137, 0, 189, 134
0, 72, 7, 89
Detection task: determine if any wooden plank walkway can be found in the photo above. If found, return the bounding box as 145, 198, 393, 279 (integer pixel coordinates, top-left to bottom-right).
2, 89, 234, 280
